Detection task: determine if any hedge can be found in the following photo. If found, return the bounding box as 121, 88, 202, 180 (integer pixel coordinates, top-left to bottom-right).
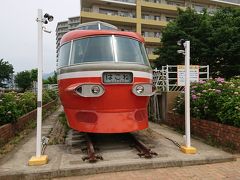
174, 76, 240, 127
0, 90, 58, 126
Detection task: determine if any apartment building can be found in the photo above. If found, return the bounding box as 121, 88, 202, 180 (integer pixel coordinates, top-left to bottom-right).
56, 0, 240, 62
56, 16, 80, 58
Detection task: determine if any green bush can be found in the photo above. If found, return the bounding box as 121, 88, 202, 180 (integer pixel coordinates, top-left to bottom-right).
0, 90, 58, 126
174, 76, 240, 127
0, 92, 22, 125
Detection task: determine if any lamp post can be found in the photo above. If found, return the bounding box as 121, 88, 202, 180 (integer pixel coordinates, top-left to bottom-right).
28, 9, 53, 166
177, 39, 197, 154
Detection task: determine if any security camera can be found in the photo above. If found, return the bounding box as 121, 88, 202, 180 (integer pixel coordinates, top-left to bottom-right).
44, 13, 54, 22
48, 15, 54, 22
177, 39, 186, 46
177, 50, 185, 54
43, 19, 48, 24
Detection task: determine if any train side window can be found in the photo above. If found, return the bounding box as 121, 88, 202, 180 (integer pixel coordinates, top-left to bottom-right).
71, 36, 114, 64
58, 42, 71, 67
100, 24, 116, 30
140, 43, 150, 66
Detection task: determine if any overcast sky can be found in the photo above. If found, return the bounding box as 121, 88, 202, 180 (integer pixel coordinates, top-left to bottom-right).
0, 0, 79, 74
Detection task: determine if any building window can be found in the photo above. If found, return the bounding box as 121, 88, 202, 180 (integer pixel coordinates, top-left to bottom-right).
142, 31, 161, 38
166, 16, 176, 22
99, 8, 135, 18
166, 0, 184, 7
192, 4, 206, 13
145, 0, 161, 3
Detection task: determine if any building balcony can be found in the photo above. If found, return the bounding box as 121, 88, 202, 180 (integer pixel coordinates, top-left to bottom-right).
57, 22, 68, 28
100, 0, 136, 5
81, 8, 137, 24
144, 36, 161, 44
148, 54, 158, 60
141, 18, 168, 27
57, 29, 68, 33
142, 0, 185, 12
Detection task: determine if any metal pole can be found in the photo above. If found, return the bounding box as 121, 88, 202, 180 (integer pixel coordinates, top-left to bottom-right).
184, 41, 191, 147
166, 65, 169, 92
36, 9, 43, 157
207, 65, 209, 80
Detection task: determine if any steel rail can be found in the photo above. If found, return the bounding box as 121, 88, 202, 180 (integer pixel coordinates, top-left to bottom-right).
129, 134, 158, 159
82, 133, 103, 163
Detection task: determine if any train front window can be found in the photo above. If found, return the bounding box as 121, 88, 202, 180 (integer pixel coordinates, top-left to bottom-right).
70, 35, 149, 66
114, 37, 149, 65
71, 36, 114, 64
58, 42, 71, 67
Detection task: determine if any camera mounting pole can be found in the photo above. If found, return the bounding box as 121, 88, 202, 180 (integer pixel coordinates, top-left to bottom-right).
29, 9, 53, 166
177, 40, 197, 154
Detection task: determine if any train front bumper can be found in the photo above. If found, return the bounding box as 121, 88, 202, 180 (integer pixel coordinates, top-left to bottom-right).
64, 108, 148, 133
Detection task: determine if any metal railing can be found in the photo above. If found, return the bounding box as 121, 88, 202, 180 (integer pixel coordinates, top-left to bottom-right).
142, 32, 162, 38
109, 0, 136, 4
153, 65, 209, 92
82, 8, 136, 18
43, 84, 58, 91
143, 0, 185, 7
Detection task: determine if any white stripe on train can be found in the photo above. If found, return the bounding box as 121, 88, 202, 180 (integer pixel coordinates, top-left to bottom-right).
58, 70, 152, 80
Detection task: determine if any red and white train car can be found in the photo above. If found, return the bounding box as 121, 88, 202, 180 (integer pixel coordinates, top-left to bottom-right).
57, 22, 153, 133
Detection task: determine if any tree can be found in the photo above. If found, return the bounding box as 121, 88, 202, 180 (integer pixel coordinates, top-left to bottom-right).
30, 69, 38, 82
0, 59, 14, 87
43, 71, 57, 84
15, 71, 32, 92
155, 8, 240, 78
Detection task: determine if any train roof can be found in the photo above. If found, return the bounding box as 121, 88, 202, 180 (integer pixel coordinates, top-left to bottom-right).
77, 21, 118, 30
60, 30, 145, 45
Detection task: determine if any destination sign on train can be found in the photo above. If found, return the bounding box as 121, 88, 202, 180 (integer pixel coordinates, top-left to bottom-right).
103, 72, 133, 83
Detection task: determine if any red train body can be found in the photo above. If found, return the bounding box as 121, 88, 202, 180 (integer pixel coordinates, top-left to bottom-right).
57, 22, 153, 133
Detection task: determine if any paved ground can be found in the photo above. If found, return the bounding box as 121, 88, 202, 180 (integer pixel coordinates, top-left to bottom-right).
0, 107, 237, 179
57, 158, 240, 180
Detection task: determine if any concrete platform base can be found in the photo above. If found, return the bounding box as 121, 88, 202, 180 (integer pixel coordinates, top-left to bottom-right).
28, 155, 48, 166
0, 109, 236, 180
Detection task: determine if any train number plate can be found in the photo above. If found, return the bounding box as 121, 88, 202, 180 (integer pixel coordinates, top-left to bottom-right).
102, 72, 133, 84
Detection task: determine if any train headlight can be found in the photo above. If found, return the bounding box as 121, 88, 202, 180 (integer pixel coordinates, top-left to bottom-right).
75, 84, 104, 97
132, 83, 155, 96
136, 85, 144, 94
91, 86, 101, 94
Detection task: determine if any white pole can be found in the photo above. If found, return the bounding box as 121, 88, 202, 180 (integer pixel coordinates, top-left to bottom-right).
36, 9, 43, 157
184, 41, 191, 147
80, 0, 82, 23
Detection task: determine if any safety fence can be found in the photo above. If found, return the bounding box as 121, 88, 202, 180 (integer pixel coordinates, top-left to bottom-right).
153, 65, 209, 92
149, 65, 209, 122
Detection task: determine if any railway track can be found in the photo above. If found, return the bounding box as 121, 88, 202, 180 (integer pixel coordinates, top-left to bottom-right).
66, 131, 158, 163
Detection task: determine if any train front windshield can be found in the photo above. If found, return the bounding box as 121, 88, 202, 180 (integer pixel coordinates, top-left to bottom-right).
58, 36, 150, 67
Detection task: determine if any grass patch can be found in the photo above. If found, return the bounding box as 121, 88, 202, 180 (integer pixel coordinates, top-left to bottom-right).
0, 119, 36, 158
48, 112, 70, 145
0, 104, 59, 159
